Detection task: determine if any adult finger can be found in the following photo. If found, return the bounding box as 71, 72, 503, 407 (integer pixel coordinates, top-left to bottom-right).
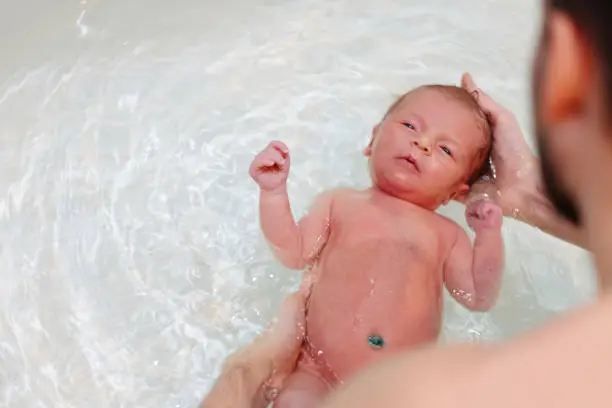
220, 290, 306, 375
461, 73, 506, 120
262, 290, 309, 397
269, 290, 307, 342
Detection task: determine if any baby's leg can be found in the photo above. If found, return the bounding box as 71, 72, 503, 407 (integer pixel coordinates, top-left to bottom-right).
273, 368, 330, 408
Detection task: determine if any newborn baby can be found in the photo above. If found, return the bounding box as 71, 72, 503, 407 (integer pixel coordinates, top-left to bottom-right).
249, 85, 504, 407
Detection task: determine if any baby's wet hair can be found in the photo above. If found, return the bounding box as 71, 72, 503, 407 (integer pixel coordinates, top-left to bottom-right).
385, 84, 493, 186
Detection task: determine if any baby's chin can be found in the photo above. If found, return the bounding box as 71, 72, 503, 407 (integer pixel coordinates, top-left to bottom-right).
371, 172, 441, 208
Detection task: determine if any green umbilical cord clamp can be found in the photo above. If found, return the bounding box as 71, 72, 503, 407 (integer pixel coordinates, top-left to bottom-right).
368, 334, 385, 349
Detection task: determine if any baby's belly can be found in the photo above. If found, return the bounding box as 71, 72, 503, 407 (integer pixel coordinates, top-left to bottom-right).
305, 257, 443, 382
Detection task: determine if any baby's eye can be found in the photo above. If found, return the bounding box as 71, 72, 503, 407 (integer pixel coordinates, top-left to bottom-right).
441, 146, 452, 156
402, 122, 416, 130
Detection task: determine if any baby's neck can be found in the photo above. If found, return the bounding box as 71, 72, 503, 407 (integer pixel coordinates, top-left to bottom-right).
368, 186, 441, 212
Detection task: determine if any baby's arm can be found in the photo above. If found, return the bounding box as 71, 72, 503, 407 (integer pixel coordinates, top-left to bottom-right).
443, 199, 505, 312
250, 141, 334, 269
259, 189, 333, 270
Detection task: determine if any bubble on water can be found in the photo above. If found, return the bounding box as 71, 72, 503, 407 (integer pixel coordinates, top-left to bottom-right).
467, 329, 481, 341
317, 350, 324, 356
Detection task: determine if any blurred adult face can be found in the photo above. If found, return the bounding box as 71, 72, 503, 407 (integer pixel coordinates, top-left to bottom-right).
532, 8, 581, 226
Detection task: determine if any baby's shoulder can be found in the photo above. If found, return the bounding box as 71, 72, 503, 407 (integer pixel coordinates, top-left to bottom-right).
431, 212, 465, 241
313, 187, 360, 205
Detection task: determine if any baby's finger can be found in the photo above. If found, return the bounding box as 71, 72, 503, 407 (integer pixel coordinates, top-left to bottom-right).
253, 151, 276, 167
482, 201, 503, 217
270, 141, 289, 158
258, 158, 276, 167
268, 149, 287, 166
261, 148, 286, 166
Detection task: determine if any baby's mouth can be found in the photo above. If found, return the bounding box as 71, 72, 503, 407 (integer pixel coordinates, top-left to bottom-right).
400, 155, 420, 173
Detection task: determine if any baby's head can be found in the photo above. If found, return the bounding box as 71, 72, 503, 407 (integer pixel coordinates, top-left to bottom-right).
365, 84, 492, 209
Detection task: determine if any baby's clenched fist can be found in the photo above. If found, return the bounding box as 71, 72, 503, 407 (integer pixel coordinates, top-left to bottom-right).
466, 199, 503, 231
250, 141, 291, 192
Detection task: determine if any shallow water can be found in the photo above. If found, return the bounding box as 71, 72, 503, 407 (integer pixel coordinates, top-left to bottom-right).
0, 0, 596, 406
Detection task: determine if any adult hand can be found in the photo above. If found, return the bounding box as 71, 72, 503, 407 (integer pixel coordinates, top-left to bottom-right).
460, 73, 584, 247
460, 73, 541, 218
201, 287, 308, 408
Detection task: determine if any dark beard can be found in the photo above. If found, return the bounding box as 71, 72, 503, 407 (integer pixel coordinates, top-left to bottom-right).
532, 14, 581, 226
536, 136, 581, 225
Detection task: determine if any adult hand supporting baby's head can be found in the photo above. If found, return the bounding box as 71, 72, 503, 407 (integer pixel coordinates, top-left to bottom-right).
457, 73, 585, 247
458, 73, 540, 219
201, 288, 308, 408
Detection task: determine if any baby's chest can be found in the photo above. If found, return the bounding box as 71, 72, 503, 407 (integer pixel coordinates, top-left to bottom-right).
327, 208, 446, 266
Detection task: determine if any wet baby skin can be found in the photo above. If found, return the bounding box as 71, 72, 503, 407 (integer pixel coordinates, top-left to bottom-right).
249, 87, 505, 408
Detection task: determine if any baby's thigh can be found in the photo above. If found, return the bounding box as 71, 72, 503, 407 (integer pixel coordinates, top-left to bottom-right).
273, 368, 330, 408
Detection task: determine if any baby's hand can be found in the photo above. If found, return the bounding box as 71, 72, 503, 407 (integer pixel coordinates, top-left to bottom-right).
249, 141, 291, 192
466, 199, 503, 231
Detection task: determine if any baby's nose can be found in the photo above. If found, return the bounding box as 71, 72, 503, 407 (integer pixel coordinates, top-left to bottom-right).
412, 138, 432, 155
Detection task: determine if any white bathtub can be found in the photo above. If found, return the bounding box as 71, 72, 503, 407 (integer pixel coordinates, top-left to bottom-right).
0, 0, 595, 406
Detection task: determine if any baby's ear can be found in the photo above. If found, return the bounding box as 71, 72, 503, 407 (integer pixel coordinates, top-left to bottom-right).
443, 184, 470, 205
364, 125, 380, 156
372, 124, 381, 137
363, 140, 373, 156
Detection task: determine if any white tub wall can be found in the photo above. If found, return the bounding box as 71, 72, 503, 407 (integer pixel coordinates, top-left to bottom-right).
0, 0, 595, 407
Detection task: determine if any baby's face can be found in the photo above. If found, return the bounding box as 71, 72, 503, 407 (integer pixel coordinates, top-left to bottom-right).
366, 88, 486, 208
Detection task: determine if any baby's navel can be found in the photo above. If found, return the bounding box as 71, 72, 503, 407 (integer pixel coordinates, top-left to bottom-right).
367, 334, 385, 349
